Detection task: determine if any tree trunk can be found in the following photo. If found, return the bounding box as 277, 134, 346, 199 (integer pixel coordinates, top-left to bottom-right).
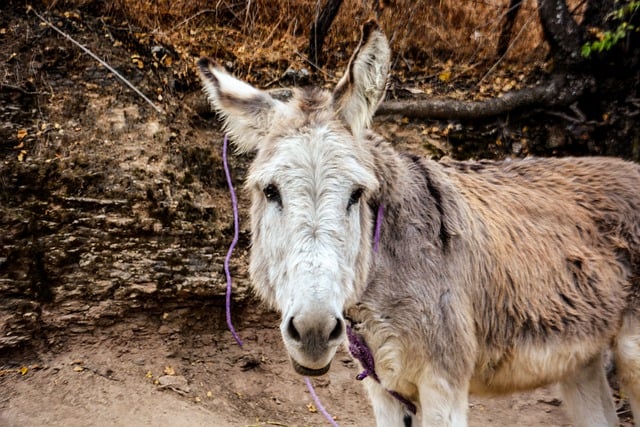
309, 0, 344, 67
497, 0, 523, 57
537, 0, 585, 68
582, 0, 617, 28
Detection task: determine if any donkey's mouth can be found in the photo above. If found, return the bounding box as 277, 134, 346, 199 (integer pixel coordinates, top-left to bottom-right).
291, 359, 331, 376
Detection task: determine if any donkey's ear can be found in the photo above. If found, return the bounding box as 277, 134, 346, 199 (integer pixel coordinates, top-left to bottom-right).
197, 58, 279, 152
332, 21, 390, 136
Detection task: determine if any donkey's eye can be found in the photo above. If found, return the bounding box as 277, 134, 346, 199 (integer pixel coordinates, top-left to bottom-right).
263, 183, 282, 205
347, 188, 364, 211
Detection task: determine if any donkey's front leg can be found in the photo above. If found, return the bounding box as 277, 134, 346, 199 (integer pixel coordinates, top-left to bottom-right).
418, 372, 469, 427
364, 378, 416, 427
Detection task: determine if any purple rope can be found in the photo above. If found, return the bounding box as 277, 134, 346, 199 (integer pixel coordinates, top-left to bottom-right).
347, 327, 417, 415
304, 377, 341, 427
222, 134, 243, 347
347, 325, 378, 382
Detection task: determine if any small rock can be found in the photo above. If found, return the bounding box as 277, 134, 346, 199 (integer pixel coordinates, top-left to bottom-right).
157, 374, 190, 395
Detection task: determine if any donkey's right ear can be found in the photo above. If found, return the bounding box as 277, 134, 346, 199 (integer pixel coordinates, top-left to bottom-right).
197, 58, 279, 152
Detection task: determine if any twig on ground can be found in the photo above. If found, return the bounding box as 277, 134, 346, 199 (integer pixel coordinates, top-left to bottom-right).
28, 6, 164, 115
245, 422, 290, 427
0, 83, 43, 95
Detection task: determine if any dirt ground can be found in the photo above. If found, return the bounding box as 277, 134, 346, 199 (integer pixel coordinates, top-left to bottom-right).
2, 312, 590, 427
0, 2, 636, 426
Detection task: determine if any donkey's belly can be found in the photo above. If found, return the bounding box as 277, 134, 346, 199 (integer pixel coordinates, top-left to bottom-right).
469, 338, 607, 395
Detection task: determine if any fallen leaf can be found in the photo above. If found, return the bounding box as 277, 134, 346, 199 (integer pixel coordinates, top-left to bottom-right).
438, 69, 452, 82
17, 129, 27, 140
145, 370, 153, 378
164, 365, 175, 376
501, 81, 515, 92
307, 402, 317, 413
19, 366, 28, 375
405, 86, 424, 94
161, 55, 173, 67
73, 366, 84, 372
63, 11, 81, 20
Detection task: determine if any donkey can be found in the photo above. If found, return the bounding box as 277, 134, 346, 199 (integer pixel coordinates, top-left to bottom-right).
198, 21, 640, 427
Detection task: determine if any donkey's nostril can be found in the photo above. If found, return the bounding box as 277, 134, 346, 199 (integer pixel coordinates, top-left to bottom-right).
287, 317, 301, 342
329, 317, 344, 341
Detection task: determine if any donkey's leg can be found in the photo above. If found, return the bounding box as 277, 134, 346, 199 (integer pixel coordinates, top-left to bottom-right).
559, 352, 618, 427
364, 379, 416, 427
615, 314, 640, 425
417, 373, 468, 427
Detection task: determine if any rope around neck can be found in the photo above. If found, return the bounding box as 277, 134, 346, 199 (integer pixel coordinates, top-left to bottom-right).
222, 134, 338, 425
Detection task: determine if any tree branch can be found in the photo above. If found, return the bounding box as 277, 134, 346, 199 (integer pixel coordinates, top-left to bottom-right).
537, 0, 584, 68
497, 0, 523, 58
376, 75, 591, 120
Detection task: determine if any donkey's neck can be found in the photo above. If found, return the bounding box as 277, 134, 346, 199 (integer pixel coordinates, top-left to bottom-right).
368, 134, 461, 260
347, 131, 474, 336
346, 133, 476, 396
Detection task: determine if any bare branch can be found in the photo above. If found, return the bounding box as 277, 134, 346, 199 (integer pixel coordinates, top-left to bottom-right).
29, 7, 164, 115
376, 75, 590, 120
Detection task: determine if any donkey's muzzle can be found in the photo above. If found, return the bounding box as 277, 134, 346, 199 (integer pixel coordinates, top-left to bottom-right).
291, 358, 332, 376
282, 314, 345, 375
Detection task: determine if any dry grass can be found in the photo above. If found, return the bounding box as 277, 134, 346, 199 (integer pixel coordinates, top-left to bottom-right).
42, 0, 586, 84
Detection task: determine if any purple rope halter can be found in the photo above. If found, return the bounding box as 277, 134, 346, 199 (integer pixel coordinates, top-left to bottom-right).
222, 134, 243, 347
347, 325, 417, 415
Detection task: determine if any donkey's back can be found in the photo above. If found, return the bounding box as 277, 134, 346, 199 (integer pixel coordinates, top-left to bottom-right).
441, 156, 640, 419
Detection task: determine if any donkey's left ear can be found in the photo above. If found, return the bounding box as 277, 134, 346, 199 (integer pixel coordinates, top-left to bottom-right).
198, 58, 281, 153
332, 21, 390, 137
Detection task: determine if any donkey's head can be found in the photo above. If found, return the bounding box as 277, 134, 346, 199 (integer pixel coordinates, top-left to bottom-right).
198, 21, 390, 376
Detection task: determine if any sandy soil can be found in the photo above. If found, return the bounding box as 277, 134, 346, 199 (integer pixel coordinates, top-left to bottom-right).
1, 311, 589, 427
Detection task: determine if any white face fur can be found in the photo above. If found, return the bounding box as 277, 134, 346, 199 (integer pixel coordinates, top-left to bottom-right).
198, 21, 390, 375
